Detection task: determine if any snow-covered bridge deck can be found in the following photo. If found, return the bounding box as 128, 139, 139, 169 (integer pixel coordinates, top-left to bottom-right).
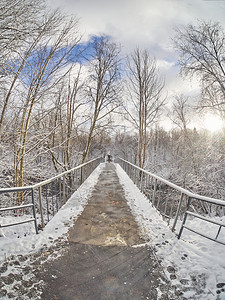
0, 162, 224, 299
38, 163, 174, 299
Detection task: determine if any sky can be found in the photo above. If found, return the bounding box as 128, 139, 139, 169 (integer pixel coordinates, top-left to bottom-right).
47, 0, 225, 130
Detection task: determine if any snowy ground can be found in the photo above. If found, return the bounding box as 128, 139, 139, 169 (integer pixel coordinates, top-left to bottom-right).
0, 163, 104, 261
116, 163, 225, 300
0, 164, 104, 299
0, 162, 225, 299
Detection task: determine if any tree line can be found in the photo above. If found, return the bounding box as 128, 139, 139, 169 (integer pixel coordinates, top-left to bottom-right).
0, 0, 224, 207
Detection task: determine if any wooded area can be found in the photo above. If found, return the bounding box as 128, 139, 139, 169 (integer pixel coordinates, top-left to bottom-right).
0, 0, 224, 208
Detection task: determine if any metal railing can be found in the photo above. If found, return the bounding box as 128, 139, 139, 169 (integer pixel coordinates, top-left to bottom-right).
0, 157, 102, 234
118, 158, 225, 245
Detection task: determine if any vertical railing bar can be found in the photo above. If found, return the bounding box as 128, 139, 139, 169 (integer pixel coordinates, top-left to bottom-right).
31, 189, 38, 234
152, 178, 157, 207
168, 189, 176, 224
46, 185, 49, 222
140, 170, 142, 191
128, 163, 131, 178
51, 182, 55, 216
56, 180, 59, 212
178, 196, 192, 239
164, 186, 169, 220
147, 174, 151, 201
143, 172, 146, 196
172, 192, 185, 232
59, 178, 62, 207
71, 170, 74, 193
145, 173, 148, 197
149, 176, 153, 202
38, 186, 45, 228
75, 169, 77, 191
141, 171, 144, 192
66, 175, 68, 201
215, 225, 222, 240
156, 182, 161, 210
63, 175, 66, 204
130, 165, 133, 181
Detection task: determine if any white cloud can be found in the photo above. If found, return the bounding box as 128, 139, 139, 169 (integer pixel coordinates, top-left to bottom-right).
46, 0, 225, 102
157, 59, 175, 72
47, 0, 225, 54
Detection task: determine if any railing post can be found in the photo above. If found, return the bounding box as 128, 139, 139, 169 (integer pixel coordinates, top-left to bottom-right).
156, 184, 161, 210
80, 167, 83, 185
38, 186, 45, 228
172, 192, 185, 232
164, 187, 169, 220
128, 164, 131, 178
63, 175, 66, 203
178, 196, 192, 239
131, 166, 134, 182
51, 182, 55, 216
46, 185, 49, 222
152, 179, 157, 207
31, 189, 38, 234
215, 225, 222, 240
59, 178, 62, 205
140, 170, 144, 192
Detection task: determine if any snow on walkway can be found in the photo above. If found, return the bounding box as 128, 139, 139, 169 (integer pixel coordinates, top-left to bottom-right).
116, 163, 225, 300
0, 163, 104, 261
0, 162, 225, 299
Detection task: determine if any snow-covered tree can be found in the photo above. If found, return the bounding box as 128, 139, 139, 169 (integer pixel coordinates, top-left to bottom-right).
124, 48, 165, 168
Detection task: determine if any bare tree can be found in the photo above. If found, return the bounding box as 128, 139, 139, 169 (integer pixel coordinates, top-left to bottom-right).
171, 95, 191, 132
48, 66, 86, 172
125, 48, 165, 168
170, 95, 199, 182
0, 0, 45, 74
0, 9, 62, 135
174, 21, 225, 117
82, 37, 122, 163
12, 16, 82, 201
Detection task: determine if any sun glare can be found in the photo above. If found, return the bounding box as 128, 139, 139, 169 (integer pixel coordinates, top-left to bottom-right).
202, 114, 224, 132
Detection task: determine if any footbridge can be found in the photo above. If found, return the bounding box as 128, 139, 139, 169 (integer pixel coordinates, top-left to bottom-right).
0, 158, 225, 299
1, 157, 224, 246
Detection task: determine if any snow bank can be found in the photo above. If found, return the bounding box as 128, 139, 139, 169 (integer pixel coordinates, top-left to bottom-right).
116, 163, 225, 300
0, 163, 104, 262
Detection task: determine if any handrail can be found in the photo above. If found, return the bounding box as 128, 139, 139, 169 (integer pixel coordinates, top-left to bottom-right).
118, 157, 225, 245
0, 157, 100, 193
33, 157, 100, 189
119, 157, 224, 206
0, 157, 102, 234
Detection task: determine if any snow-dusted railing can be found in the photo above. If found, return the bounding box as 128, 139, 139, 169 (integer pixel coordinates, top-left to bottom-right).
0, 157, 102, 234
118, 158, 225, 246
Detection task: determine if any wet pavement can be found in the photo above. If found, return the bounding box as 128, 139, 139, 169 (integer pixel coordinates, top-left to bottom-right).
37, 163, 177, 299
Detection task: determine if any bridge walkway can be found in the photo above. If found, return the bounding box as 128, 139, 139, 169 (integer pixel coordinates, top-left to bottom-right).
37, 163, 176, 300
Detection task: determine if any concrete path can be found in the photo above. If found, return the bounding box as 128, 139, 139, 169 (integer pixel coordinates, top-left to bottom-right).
37, 163, 176, 299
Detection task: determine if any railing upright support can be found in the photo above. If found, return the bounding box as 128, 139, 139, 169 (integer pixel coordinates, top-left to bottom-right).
117, 157, 225, 246
46, 186, 49, 222
178, 196, 192, 238
164, 187, 169, 220
31, 189, 38, 234
172, 192, 185, 232
59, 178, 62, 205
63, 175, 66, 203
38, 186, 45, 228
215, 225, 222, 240
156, 184, 161, 209
152, 179, 157, 207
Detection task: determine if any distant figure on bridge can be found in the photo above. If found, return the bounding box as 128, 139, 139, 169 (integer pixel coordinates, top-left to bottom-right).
106, 154, 112, 163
